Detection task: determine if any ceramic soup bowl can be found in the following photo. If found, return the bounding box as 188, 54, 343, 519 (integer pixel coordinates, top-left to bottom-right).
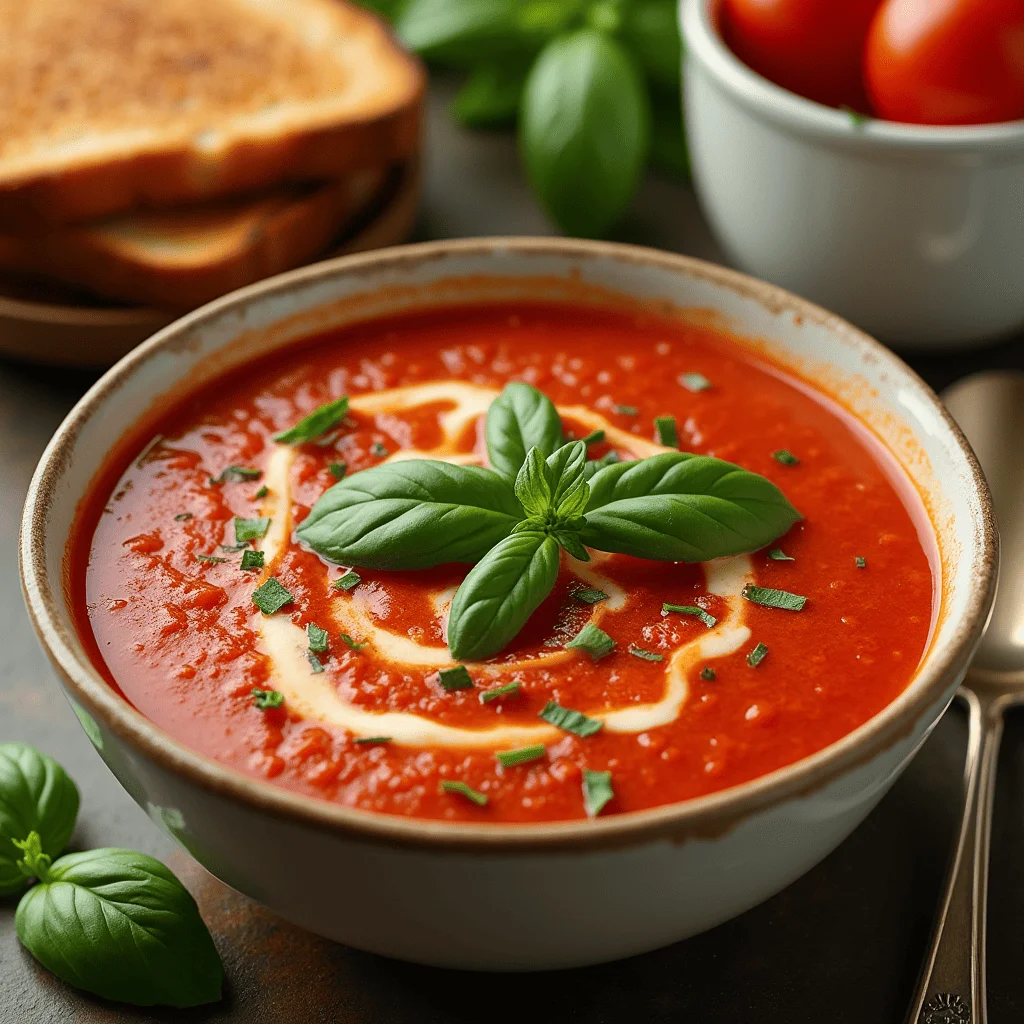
21, 239, 995, 970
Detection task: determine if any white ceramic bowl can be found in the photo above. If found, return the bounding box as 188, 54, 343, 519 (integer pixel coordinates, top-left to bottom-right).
681, 0, 1024, 349
21, 239, 995, 970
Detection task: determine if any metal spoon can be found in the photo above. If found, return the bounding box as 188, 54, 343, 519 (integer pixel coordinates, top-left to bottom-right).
907, 371, 1024, 1024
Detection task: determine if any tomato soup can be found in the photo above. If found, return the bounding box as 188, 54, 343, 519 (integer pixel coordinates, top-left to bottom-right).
72, 303, 935, 822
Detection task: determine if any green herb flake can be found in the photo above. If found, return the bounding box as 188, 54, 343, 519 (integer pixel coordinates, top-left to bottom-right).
306, 623, 329, 653
173, 512, 193, 522
701, 667, 717, 681
539, 700, 604, 738
371, 442, 389, 457
252, 577, 295, 615
613, 404, 638, 416
254, 485, 269, 499
574, 587, 609, 605
439, 780, 488, 806
210, 465, 262, 484
240, 549, 265, 571
566, 622, 616, 660
354, 736, 391, 745
856, 556, 867, 568
747, 642, 769, 667
479, 682, 522, 704
274, 396, 350, 446
341, 633, 366, 651
772, 449, 800, 466
234, 517, 271, 543
662, 603, 717, 628
251, 688, 284, 710
334, 571, 361, 591
840, 105, 870, 128
655, 415, 679, 448
768, 548, 795, 562
196, 554, 228, 564
629, 645, 664, 662
329, 462, 348, 480
438, 666, 474, 691
582, 769, 614, 817
742, 584, 807, 612
220, 543, 248, 552
680, 372, 712, 393
308, 652, 325, 674
496, 744, 546, 768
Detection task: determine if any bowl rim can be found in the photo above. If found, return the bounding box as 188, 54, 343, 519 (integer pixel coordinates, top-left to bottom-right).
20, 237, 997, 853
681, 0, 1024, 151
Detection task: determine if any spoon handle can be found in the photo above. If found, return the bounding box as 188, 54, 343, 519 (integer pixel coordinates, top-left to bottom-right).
907, 688, 1004, 1024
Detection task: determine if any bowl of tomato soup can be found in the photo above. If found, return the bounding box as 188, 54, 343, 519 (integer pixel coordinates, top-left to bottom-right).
682, 0, 1024, 347
21, 238, 995, 969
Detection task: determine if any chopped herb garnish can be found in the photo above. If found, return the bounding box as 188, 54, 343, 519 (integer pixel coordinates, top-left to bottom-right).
662, 603, 717, 628
370, 442, 388, 457
307, 623, 329, 653
173, 512, 193, 522
629, 645, 664, 662
701, 667, 716, 681
334, 571, 361, 591
566, 623, 616, 660
251, 688, 284, 710
613, 404, 638, 416
840, 105, 870, 128
329, 462, 347, 480
772, 449, 800, 466
680, 372, 712, 393
856, 556, 867, 568
354, 736, 391, 745
496, 745, 546, 768
196, 554, 228, 564
235, 516, 271, 543
274, 397, 350, 446
479, 682, 522, 704
742, 584, 807, 611
580, 429, 605, 446
768, 548, 795, 562
240, 549, 265, 571
252, 577, 294, 615
438, 666, 474, 691
254, 485, 269, 499
582, 769, 614, 817
574, 587, 609, 605
539, 700, 603, 738
747, 642, 769, 667
439, 780, 488, 806
655, 415, 679, 448
341, 633, 366, 651
210, 465, 261, 484
308, 652, 325, 674
220, 543, 248, 552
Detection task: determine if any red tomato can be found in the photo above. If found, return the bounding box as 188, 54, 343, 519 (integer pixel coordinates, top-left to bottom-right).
721, 0, 884, 110
865, 0, 1024, 125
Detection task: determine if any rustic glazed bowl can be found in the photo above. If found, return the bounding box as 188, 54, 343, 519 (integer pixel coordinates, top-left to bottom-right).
20, 239, 996, 970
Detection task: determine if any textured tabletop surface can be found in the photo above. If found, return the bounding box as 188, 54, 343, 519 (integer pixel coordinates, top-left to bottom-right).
3, 78, 1024, 1024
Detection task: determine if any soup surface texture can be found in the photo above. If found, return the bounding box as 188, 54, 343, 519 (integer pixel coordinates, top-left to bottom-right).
74, 303, 935, 822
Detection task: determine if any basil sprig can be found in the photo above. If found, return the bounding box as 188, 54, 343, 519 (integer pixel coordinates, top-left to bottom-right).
297, 382, 800, 661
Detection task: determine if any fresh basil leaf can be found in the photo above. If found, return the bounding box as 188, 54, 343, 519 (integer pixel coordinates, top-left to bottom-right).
581, 453, 801, 561
486, 382, 564, 481
514, 447, 554, 517
297, 461, 523, 569
583, 450, 624, 478
582, 768, 614, 817
453, 63, 528, 127
621, 0, 683, 92
546, 440, 589, 516
14, 848, 222, 1007
355, 0, 405, 17
273, 397, 349, 446
0, 744, 79, 896
447, 530, 560, 661
521, 29, 650, 237
553, 528, 590, 561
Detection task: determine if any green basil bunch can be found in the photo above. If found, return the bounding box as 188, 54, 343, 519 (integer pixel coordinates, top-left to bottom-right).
365, 0, 686, 237
297, 382, 800, 661
1, 742, 223, 1008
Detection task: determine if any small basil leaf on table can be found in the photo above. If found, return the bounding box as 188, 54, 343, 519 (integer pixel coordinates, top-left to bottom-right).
580, 452, 801, 561
447, 530, 561, 661
453, 63, 528, 127
273, 396, 349, 445
521, 29, 650, 237
297, 460, 522, 569
15, 848, 223, 1007
486, 381, 564, 481
0, 743, 79, 896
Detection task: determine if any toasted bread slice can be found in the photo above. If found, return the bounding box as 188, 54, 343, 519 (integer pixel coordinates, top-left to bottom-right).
0, 0, 424, 228
0, 168, 390, 307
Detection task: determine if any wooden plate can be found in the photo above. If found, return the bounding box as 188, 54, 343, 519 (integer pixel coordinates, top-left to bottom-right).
0, 162, 420, 369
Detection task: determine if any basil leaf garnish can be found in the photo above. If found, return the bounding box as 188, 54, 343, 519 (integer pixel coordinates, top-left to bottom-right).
581, 452, 801, 561
447, 530, 560, 661
514, 447, 553, 516
297, 460, 523, 569
274, 397, 349, 446
546, 440, 589, 515
14, 848, 222, 1007
486, 381, 563, 481
0, 744, 79, 896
